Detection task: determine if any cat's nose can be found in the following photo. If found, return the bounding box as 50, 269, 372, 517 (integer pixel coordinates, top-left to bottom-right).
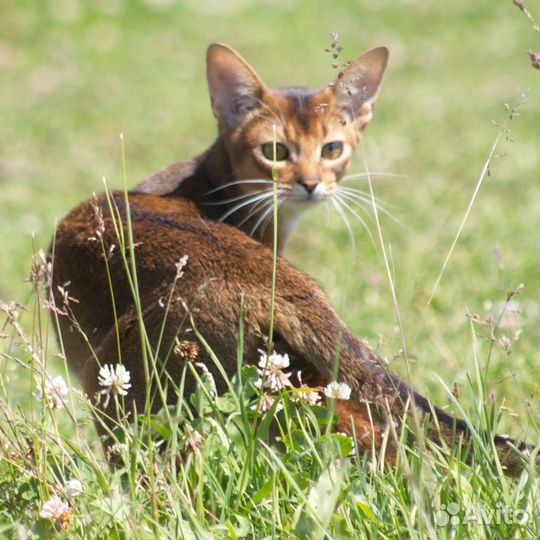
299, 178, 320, 194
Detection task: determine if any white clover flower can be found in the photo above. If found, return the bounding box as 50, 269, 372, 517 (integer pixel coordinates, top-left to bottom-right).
185, 430, 203, 452
98, 364, 131, 397
323, 381, 352, 400
40, 496, 70, 520
251, 393, 283, 413
65, 479, 84, 498
36, 375, 69, 409
260, 352, 290, 370
294, 371, 321, 406
257, 351, 292, 392
297, 388, 321, 406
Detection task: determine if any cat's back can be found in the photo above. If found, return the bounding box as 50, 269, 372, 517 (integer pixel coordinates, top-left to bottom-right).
52, 191, 283, 304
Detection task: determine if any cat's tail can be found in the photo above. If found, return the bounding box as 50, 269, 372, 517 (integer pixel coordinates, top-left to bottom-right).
271, 290, 535, 476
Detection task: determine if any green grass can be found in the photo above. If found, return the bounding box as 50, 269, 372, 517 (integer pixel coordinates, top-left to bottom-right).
0, 0, 539, 538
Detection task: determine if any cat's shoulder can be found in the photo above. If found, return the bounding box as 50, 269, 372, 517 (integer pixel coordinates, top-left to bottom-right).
135, 157, 200, 196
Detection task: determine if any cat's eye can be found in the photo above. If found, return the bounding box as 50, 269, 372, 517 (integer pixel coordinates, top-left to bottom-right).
261, 142, 290, 161
321, 141, 344, 160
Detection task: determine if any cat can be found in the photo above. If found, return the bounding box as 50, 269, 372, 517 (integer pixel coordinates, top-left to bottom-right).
51, 44, 531, 475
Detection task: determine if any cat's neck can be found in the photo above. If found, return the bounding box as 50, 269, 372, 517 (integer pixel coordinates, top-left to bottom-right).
135, 139, 302, 254
135, 140, 229, 199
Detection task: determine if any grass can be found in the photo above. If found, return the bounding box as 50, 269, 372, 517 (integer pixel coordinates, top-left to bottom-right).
0, 0, 539, 538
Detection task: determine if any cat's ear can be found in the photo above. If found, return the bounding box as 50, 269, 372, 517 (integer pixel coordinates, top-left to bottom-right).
330, 46, 389, 129
207, 43, 266, 129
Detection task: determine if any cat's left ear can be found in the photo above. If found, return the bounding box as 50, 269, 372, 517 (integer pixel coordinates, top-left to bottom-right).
330, 46, 389, 130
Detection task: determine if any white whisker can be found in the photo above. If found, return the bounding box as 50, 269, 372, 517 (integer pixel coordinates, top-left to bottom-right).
237, 190, 286, 228
337, 188, 402, 227
331, 197, 356, 256
260, 197, 286, 238
218, 191, 277, 223
334, 191, 373, 220
203, 179, 275, 197
249, 200, 277, 238
334, 193, 375, 245
337, 186, 394, 209
250, 196, 282, 238
342, 172, 407, 182
201, 188, 274, 206
236, 196, 275, 228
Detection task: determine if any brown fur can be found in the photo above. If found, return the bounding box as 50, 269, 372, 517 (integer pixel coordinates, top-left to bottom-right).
51, 44, 531, 475
53, 192, 528, 474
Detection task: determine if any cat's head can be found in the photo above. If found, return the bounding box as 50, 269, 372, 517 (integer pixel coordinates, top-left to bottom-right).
206, 43, 388, 243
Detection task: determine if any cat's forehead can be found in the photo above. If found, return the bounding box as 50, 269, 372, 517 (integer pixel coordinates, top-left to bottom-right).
254, 86, 346, 140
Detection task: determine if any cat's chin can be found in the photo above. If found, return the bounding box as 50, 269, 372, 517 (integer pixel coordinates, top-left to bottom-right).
283, 195, 326, 207
288, 183, 329, 204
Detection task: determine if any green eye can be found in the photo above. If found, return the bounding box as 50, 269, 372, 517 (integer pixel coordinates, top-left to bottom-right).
261, 142, 290, 161
321, 141, 344, 160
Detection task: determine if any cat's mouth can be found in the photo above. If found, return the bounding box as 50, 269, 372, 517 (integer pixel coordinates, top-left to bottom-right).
286, 181, 331, 203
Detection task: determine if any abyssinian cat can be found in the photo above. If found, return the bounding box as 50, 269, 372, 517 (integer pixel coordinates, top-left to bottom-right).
51, 44, 531, 474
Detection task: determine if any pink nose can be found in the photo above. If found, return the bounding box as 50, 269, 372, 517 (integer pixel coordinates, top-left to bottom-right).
299, 179, 319, 193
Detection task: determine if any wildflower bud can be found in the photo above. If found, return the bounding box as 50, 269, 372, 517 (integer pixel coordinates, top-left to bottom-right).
66, 479, 84, 498
529, 50, 540, 70
498, 335, 512, 353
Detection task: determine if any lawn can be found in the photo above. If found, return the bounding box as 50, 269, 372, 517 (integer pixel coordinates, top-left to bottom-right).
0, 1, 539, 539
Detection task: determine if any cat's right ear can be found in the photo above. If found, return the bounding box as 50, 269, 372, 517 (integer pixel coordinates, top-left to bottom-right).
207, 44, 266, 129
329, 46, 389, 130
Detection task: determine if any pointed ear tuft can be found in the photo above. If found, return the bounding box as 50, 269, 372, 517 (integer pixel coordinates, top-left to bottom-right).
207, 43, 266, 129
331, 46, 389, 129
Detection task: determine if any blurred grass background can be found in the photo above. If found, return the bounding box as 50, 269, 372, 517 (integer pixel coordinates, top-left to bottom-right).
0, 0, 538, 436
